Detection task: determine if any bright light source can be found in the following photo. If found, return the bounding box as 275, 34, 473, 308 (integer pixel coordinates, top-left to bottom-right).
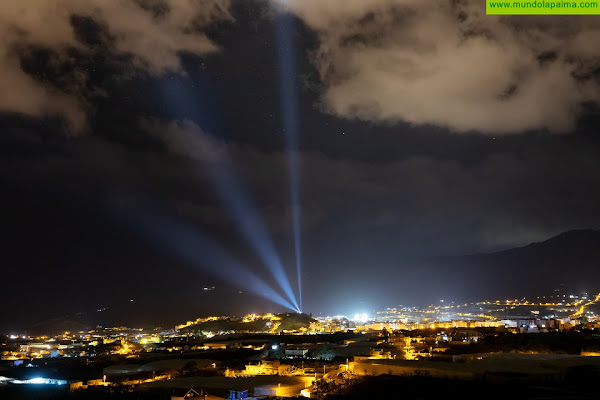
272, 344, 278, 350
353, 313, 369, 323
29, 378, 46, 384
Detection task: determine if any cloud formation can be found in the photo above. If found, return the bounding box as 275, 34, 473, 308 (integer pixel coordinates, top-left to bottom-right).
141, 118, 231, 164
140, 118, 329, 234
140, 118, 600, 253
0, 0, 231, 132
277, 0, 600, 134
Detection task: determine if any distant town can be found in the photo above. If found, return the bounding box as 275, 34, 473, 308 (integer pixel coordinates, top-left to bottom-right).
1, 289, 600, 399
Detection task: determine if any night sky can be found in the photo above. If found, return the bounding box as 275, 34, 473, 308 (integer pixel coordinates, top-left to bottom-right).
2, 0, 600, 330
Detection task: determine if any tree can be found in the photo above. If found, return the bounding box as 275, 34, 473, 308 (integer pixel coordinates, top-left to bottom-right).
316, 346, 336, 361
271, 348, 285, 359
180, 361, 199, 377
381, 327, 391, 342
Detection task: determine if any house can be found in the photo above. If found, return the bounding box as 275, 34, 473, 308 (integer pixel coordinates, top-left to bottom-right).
171, 388, 202, 400
453, 330, 484, 342
227, 389, 248, 400
285, 348, 308, 358
244, 359, 280, 375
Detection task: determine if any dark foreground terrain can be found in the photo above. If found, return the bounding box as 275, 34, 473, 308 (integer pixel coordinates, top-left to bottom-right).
3, 369, 600, 400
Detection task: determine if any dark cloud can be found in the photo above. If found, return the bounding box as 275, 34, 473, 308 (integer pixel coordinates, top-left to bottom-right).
141, 118, 600, 256
3, 114, 600, 324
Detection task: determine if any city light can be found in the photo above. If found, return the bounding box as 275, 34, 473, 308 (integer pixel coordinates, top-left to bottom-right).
11, 377, 67, 385
353, 313, 369, 323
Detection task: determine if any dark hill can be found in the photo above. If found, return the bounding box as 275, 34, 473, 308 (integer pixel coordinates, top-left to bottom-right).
418, 229, 600, 300
26, 318, 90, 336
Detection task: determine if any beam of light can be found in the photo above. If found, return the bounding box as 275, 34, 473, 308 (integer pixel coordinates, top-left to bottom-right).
125, 207, 296, 312
276, 12, 302, 311
203, 159, 300, 312
155, 78, 300, 312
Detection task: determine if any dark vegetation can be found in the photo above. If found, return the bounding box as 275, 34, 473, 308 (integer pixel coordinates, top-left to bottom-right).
460, 331, 600, 355
0, 385, 180, 400
7, 371, 598, 400
322, 373, 600, 400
